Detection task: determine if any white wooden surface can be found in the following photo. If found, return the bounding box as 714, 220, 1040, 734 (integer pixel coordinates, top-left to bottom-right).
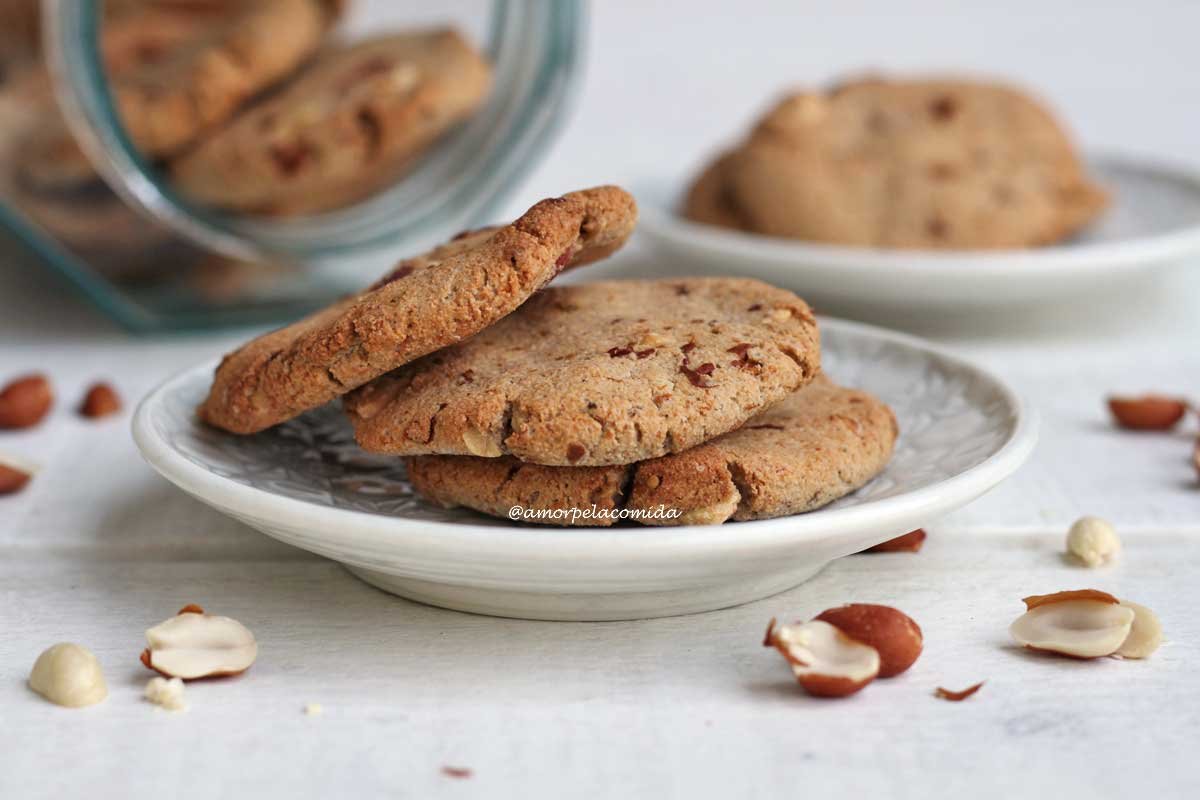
3, 1, 1200, 797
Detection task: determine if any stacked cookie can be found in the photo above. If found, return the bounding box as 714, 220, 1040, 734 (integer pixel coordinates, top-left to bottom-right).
684, 76, 1108, 249
201, 185, 898, 526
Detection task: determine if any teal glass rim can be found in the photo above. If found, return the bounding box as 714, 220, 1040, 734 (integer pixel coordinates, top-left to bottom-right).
41, 0, 586, 269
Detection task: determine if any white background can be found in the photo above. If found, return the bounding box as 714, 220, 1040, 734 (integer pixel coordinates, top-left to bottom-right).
2, 1, 1199, 798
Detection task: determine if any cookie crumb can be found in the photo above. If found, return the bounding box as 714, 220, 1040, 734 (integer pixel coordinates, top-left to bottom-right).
441, 766, 472, 779
303, 702, 323, 716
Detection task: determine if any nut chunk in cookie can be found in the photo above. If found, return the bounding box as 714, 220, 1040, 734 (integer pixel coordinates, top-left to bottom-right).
684, 76, 1108, 249
199, 185, 637, 434
345, 278, 820, 467
405, 377, 897, 526
170, 29, 492, 215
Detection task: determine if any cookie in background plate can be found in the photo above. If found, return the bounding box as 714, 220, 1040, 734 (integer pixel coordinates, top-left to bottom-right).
345, 277, 820, 466
199, 185, 636, 434
406, 376, 896, 526
684, 76, 1108, 249
170, 29, 492, 215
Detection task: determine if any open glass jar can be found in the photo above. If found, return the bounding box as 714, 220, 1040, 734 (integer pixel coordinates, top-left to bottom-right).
0, 0, 584, 330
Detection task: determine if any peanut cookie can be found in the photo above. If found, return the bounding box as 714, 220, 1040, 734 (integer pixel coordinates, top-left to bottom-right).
170, 29, 492, 215
18, 0, 341, 191
0, 0, 38, 66
684, 76, 1108, 249
19, 1, 235, 189
114, 0, 340, 157
199, 185, 636, 434
406, 376, 896, 526
681, 150, 747, 231
345, 277, 820, 466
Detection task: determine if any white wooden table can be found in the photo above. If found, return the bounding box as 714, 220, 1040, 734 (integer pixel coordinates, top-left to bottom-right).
3, 2, 1199, 797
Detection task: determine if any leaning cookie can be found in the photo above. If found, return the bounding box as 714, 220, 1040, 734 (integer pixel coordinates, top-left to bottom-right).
686, 76, 1108, 249
198, 185, 636, 434
406, 377, 897, 526
346, 277, 820, 466
170, 29, 492, 215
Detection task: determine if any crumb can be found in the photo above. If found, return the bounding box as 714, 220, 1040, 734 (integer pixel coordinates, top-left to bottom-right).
935, 682, 984, 702
441, 766, 473, 779
144, 676, 187, 711
864, 528, 926, 553
303, 703, 323, 716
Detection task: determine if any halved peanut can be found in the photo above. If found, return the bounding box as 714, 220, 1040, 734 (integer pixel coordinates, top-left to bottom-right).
765, 618, 880, 697
141, 604, 257, 680
1010, 595, 1133, 658
1116, 601, 1163, 659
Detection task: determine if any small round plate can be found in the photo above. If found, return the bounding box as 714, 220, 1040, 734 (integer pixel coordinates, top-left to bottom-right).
638, 155, 1200, 314
132, 318, 1036, 621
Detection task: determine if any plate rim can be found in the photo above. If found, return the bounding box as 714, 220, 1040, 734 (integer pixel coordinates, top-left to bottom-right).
131, 316, 1038, 561
637, 152, 1200, 278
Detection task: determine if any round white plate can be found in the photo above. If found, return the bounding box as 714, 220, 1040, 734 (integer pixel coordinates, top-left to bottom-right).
132, 318, 1036, 621
638, 155, 1200, 314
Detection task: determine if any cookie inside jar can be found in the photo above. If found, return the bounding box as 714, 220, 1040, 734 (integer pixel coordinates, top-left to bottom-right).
1, 0, 576, 329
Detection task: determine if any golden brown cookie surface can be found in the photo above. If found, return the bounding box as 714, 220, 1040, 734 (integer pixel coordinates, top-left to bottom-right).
114, 0, 338, 157
199, 185, 637, 434
19, 0, 341, 191
346, 277, 820, 466
170, 29, 492, 215
685, 77, 1108, 249
406, 377, 896, 526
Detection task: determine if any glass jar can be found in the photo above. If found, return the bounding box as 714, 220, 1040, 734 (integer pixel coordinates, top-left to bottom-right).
0, 0, 584, 330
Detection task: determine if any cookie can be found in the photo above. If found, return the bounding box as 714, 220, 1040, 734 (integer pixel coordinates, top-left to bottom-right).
170, 29, 492, 215
18, 0, 340, 191
0, 0, 38, 66
112, 0, 339, 158
345, 277, 820, 466
680, 151, 747, 231
406, 376, 897, 526
199, 185, 637, 434
17, 3, 216, 190
684, 76, 1108, 249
